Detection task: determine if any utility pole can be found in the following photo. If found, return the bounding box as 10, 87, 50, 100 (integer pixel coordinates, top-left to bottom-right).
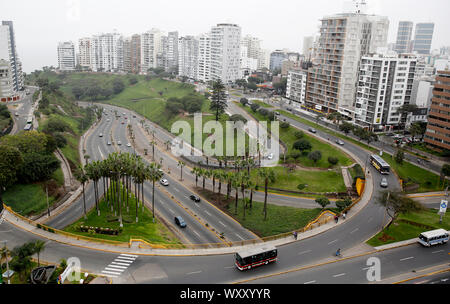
46, 182, 50, 217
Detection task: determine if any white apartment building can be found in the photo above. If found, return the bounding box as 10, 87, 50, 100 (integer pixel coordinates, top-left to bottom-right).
210, 23, 241, 84
0, 59, 15, 102
197, 33, 211, 82
89, 33, 123, 72
178, 36, 199, 80
141, 29, 162, 73
355, 51, 417, 131
0, 21, 23, 93
286, 70, 307, 107
166, 31, 179, 73
57, 41, 76, 71
78, 37, 92, 69
306, 11, 389, 117
240, 45, 258, 78
257, 49, 271, 70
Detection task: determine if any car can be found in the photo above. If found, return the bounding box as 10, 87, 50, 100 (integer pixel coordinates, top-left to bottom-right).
189, 195, 200, 202
160, 179, 169, 186
275, 111, 280, 116
121, 121, 125, 124
287, 108, 292, 112
335, 139, 344, 146
124, 117, 127, 119
126, 143, 131, 147
267, 153, 274, 160
117, 141, 122, 145
107, 141, 111, 146
107, 119, 110, 122
380, 177, 388, 188
99, 133, 103, 137
174, 216, 186, 228
133, 115, 136, 118
14, 113, 19, 117
308, 128, 317, 133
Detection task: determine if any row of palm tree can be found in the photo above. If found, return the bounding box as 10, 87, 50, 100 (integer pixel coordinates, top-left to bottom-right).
74, 152, 163, 227
191, 163, 275, 221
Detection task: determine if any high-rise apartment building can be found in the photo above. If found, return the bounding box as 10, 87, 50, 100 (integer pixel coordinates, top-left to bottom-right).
286, 70, 307, 106
197, 33, 211, 82
57, 41, 76, 71
166, 31, 179, 74
424, 70, 450, 151
413, 23, 435, 55
269, 50, 288, 72
303, 36, 314, 59
178, 36, 199, 80
210, 23, 241, 84
140, 29, 162, 73
0, 59, 15, 102
305, 11, 389, 115
78, 38, 92, 69
0, 21, 23, 92
355, 51, 417, 131
394, 21, 413, 54
89, 33, 123, 72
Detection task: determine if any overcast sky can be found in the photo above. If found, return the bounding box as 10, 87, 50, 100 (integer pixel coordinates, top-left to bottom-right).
2, 0, 449, 73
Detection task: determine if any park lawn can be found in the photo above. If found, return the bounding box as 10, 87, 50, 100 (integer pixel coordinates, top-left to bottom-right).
251, 100, 274, 108
367, 208, 450, 247
239, 103, 353, 168
251, 166, 347, 194
381, 154, 445, 193
52, 168, 65, 187
64, 186, 181, 245
3, 183, 57, 216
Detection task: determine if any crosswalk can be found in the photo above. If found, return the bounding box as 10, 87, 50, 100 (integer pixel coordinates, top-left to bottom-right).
101, 254, 138, 278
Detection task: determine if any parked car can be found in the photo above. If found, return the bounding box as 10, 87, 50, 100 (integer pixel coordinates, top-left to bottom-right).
107, 141, 111, 146
189, 195, 200, 202
117, 141, 122, 146
308, 128, 317, 133
267, 153, 274, 160
174, 216, 186, 228
275, 111, 280, 116
99, 133, 103, 137
160, 179, 169, 186
380, 177, 388, 188
335, 139, 344, 146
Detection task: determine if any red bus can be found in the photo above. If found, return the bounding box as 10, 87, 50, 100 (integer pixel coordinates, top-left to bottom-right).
235, 245, 277, 270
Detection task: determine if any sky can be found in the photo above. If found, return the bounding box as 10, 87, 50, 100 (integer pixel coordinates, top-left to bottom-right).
1, 0, 450, 73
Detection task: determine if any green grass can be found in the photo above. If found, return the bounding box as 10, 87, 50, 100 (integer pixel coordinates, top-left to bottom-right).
199, 189, 324, 237
64, 184, 181, 245
239, 103, 353, 168
3, 183, 57, 216
52, 168, 64, 187
381, 154, 446, 193
251, 166, 347, 194
251, 100, 273, 108
367, 209, 450, 247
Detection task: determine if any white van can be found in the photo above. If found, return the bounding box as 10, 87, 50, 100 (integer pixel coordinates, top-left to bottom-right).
418, 229, 449, 247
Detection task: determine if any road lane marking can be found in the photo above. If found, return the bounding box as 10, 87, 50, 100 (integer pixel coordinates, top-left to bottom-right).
114, 259, 133, 264
111, 262, 130, 266
105, 267, 125, 273
400, 257, 414, 261
235, 233, 244, 240
107, 264, 128, 269
298, 250, 312, 255
219, 221, 226, 226
432, 250, 444, 254
327, 239, 338, 245
304, 280, 316, 284
168, 208, 175, 214
116, 255, 136, 261
101, 270, 121, 276
333, 273, 346, 278
173, 188, 180, 193
192, 230, 201, 237
204, 210, 212, 216
350, 228, 359, 234
186, 271, 202, 275
120, 254, 138, 258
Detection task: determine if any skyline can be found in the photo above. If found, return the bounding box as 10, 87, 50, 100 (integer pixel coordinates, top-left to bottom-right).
1, 0, 450, 73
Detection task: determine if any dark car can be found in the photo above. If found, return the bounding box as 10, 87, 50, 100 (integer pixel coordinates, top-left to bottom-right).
174, 216, 187, 228
308, 127, 317, 133
190, 195, 200, 202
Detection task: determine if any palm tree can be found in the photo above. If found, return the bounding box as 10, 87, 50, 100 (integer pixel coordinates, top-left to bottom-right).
247, 179, 256, 210
203, 168, 212, 190
165, 140, 171, 151
74, 166, 88, 219
33, 240, 45, 267
150, 162, 163, 222
258, 168, 276, 220
149, 140, 156, 161
177, 160, 185, 181
191, 167, 201, 188
0, 246, 9, 271
232, 172, 241, 215
239, 172, 250, 220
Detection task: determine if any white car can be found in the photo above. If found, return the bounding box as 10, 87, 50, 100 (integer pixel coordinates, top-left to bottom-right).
99, 133, 103, 137
335, 139, 344, 146
126, 143, 131, 147
160, 179, 169, 186
117, 141, 122, 146
267, 153, 274, 160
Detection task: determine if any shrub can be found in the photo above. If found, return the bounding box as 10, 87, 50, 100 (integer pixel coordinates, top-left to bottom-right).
294, 131, 304, 139
308, 150, 322, 164
293, 139, 312, 153
328, 156, 339, 166
280, 122, 290, 129
250, 103, 260, 112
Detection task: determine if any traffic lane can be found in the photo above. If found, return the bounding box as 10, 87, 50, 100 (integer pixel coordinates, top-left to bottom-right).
243, 242, 450, 284
129, 120, 258, 242
411, 195, 448, 209
403, 270, 450, 284
114, 120, 221, 245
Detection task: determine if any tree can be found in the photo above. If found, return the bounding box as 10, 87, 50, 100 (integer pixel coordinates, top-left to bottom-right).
441, 164, 450, 184
240, 98, 249, 106
210, 79, 227, 121
74, 166, 88, 219
395, 149, 404, 164
315, 197, 330, 209
148, 162, 163, 222
250, 103, 260, 112
327, 112, 344, 130
328, 156, 338, 166
293, 139, 312, 155
339, 122, 353, 135
0, 145, 23, 204
396, 104, 418, 132
33, 240, 45, 267
258, 168, 276, 220
112, 78, 125, 94
377, 191, 424, 228
294, 131, 304, 139
409, 121, 427, 141
308, 150, 322, 165
178, 161, 185, 181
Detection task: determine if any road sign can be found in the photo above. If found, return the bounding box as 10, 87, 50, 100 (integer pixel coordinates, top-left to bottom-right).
439, 200, 448, 214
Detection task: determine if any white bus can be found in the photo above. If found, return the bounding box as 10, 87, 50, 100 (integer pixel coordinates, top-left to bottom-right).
26, 116, 33, 124
418, 229, 449, 247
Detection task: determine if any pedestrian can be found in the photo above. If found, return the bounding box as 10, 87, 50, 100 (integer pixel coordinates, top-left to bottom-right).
334, 215, 338, 223
293, 231, 298, 240
343, 212, 346, 220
